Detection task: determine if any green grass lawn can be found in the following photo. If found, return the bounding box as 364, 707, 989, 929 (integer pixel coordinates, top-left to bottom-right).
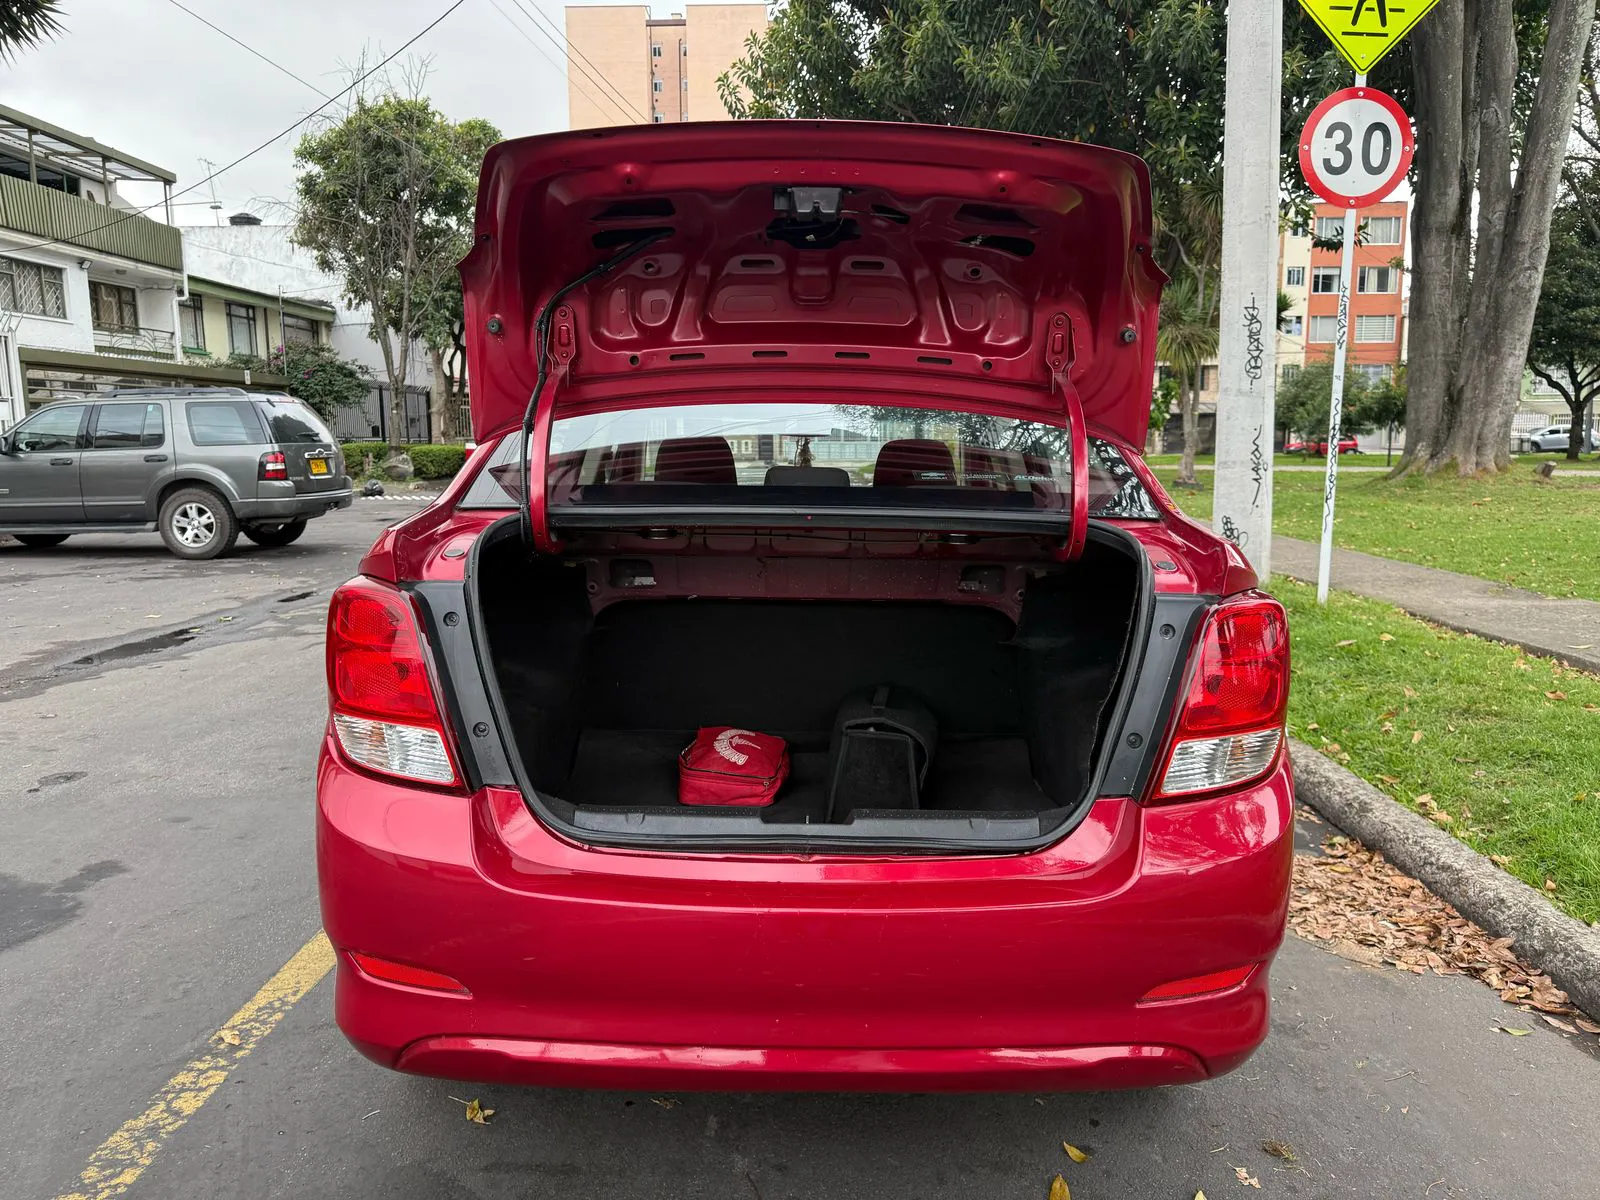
1143, 452, 1395, 468
1154, 468, 1600, 599
1279, 576, 1600, 925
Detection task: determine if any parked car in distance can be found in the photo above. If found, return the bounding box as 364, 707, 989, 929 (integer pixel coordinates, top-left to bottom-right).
317, 122, 1294, 1095
1522, 424, 1597, 453
0, 387, 351, 559
1284, 435, 1359, 455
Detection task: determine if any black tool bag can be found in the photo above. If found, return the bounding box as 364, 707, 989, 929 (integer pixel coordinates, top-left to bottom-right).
826, 686, 939, 818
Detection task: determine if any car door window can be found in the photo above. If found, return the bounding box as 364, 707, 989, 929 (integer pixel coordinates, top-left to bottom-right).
91, 402, 166, 449
13, 404, 86, 452
186, 401, 265, 446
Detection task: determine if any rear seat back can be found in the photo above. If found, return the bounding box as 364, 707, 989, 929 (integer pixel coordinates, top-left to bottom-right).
653, 437, 736, 484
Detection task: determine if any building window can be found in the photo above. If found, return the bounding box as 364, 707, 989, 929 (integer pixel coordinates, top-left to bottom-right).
89, 281, 140, 331
653, 79, 663, 93
1358, 265, 1398, 293
1354, 363, 1393, 383
652, 113, 664, 123
1281, 363, 1302, 381
1284, 266, 1305, 287
0, 255, 67, 318
652, 43, 662, 56
681, 77, 688, 89
1308, 315, 1339, 343
226, 301, 258, 355
1311, 267, 1340, 294
281, 313, 317, 345
1315, 216, 1344, 240
179, 295, 205, 351
1201, 365, 1218, 391
1354, 314, 1396, 342
1365, 216, 1403, 245
1280, 315, 1303, 337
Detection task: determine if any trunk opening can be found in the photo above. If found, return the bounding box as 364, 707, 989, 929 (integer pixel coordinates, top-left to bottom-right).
467, 518, 1149, 852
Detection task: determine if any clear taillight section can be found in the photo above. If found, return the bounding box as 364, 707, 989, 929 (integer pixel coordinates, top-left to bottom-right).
259, 451, 287, 480
325, 577, 459, 786
1152, 594, 1289, 801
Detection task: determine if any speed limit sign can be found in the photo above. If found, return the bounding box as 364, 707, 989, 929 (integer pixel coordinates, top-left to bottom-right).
1298, 87, 1414, 208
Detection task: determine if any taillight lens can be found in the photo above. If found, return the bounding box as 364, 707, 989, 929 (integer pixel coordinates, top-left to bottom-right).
259, 451, 287, 480
326, 576, 459, 786
1152, 594, 1288, 801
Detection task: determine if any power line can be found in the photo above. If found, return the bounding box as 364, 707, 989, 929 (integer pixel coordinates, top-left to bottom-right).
162, 0, 330, 98
483, 0, 632, 125
509, 0, 647, 123
8, 0, 469, 258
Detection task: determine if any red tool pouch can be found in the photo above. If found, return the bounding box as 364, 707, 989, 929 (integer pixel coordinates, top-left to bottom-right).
678, 727, 790, 806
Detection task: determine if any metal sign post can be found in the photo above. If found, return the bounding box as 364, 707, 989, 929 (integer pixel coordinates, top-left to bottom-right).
1211, 0, 1284, 576
1297, 83, 1414, 602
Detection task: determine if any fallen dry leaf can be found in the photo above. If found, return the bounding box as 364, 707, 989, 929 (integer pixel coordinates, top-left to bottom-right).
1336, 639, 1356, 647
1545, 879, 1558, 892
1498, 1026, 1533, 1037
1546, 691, 1568, 701
1542, 1014, 1578, 1033
1411, 730, 1424, 744
1063, 1142, 1090, 1164
651, 1097, 681, 1109
1576, 1017, 1600, 1034
464, 1097, 494, 1124
1234, 1166, 1261, 1188
1379, 633, 1394, 642
1048, 1174, 1071, 1200
1403, 686, 1417, 698
1261, 1139, 1296, 1161
1378, 774, 1401, 785
1414, 793, 1433, 806
216, 1029, 241, 1047
1196, 1193, 1209, 1200
1290, 838, 1594, 1027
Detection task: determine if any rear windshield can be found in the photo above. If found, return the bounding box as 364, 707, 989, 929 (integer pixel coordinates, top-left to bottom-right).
460, 402, 1158, 519
256, 399, 335, 444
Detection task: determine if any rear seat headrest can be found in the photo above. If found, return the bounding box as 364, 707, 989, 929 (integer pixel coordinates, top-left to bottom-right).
764, 465, 851, 487
653, 436, 737, 484
872, 438, 956, 487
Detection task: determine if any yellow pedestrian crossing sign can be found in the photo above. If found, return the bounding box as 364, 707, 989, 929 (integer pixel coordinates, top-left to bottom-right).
1298, 0, 1442, 74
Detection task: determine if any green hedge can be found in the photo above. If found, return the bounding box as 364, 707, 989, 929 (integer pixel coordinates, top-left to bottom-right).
339, 442, 467, 480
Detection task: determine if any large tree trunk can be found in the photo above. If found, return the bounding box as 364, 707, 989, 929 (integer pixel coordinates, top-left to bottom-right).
1178, 368, 1200, 486
428, 345, 450, 443
1402, 0, 1596, 476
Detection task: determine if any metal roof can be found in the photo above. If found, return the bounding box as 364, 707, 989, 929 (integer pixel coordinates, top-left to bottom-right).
0, 103, 177, 185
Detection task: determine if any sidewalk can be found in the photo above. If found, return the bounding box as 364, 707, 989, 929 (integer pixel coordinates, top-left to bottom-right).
1273, 536, 1600, 675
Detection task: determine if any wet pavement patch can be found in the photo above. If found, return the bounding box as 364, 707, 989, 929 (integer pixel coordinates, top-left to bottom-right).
0, 860, 127, 952
27, 771, 86, 794
277, 591, 314, 603
69, 629, 195, 668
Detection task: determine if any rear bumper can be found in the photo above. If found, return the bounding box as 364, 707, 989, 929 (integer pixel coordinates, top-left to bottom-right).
316, 747, 1294, 1092
236, 483, 352, 520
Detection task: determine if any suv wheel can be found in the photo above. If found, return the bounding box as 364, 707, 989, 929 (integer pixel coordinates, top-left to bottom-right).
13, 534, 70, 549
158, 486, 239, 560
242, 519, 307, 548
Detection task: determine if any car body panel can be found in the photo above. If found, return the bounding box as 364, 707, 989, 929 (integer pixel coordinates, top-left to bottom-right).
317, 750, 1292, 1089
0, 401, 89, 523
460, 121, 1164, 448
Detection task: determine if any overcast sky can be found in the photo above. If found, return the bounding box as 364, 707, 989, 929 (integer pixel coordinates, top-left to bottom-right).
2, 0, 657, 223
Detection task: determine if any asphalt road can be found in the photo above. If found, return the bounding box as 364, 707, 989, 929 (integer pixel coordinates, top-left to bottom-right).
2, 503, 1597, 1200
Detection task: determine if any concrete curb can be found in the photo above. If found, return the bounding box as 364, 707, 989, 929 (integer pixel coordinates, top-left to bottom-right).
1288, 739, 1600, 1018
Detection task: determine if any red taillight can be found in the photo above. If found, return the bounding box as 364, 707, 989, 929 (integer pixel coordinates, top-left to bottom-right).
1139, 963, 1257, 1003
349, 951, 470, 995
1152, 593, 1288, 801
326, 576, 459, 786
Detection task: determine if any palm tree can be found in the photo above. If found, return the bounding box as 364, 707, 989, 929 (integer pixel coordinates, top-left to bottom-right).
1157, 273, 1220, 487
0, 1, 63, 59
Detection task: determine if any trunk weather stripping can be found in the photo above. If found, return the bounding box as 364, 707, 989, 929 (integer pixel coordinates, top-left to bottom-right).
519, 231, 671, 554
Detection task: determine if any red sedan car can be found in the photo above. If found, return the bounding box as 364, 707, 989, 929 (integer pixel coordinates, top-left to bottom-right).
317, 122, 1293, 1093
1286, 435, 1359, 455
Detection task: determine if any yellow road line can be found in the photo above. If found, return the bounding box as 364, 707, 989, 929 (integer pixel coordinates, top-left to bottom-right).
54, 930, 335, 1200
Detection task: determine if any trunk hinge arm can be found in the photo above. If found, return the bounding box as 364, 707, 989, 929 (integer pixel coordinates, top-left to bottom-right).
520, 232, 670, 555
1046, 313, 1088, 563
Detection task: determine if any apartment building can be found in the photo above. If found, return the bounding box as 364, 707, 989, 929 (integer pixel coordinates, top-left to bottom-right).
1302, 199, 1407, 384
0, 104, 294, 426
563, 4, 768, 128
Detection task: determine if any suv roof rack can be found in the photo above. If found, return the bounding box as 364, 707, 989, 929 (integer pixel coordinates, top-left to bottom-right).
102, 386, 252, 397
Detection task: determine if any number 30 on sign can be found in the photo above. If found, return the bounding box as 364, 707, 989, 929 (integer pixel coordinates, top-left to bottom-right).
1298, 87, 1414, 209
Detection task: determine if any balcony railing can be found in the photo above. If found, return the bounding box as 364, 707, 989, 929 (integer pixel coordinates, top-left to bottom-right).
0, 176, 182, 272
93, 324, 176, 358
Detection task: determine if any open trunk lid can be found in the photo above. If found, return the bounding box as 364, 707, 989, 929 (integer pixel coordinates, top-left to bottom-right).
459, 121, 1165, 449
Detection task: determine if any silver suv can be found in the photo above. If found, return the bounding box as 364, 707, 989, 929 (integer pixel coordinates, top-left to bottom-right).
0, 387, 352, 560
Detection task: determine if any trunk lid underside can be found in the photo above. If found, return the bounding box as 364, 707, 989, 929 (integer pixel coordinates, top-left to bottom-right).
459, 121, 1165, 447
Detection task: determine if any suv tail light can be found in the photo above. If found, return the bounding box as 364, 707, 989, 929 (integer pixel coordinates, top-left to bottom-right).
1151, 594, 1288, 801
326, 577, 459, 786
259, 451, 287, 481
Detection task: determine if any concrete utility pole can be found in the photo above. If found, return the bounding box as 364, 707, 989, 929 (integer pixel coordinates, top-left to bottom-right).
1211, 0, 1285, 579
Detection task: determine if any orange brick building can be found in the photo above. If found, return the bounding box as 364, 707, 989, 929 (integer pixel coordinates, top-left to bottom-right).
1302, 200, 1407, 382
